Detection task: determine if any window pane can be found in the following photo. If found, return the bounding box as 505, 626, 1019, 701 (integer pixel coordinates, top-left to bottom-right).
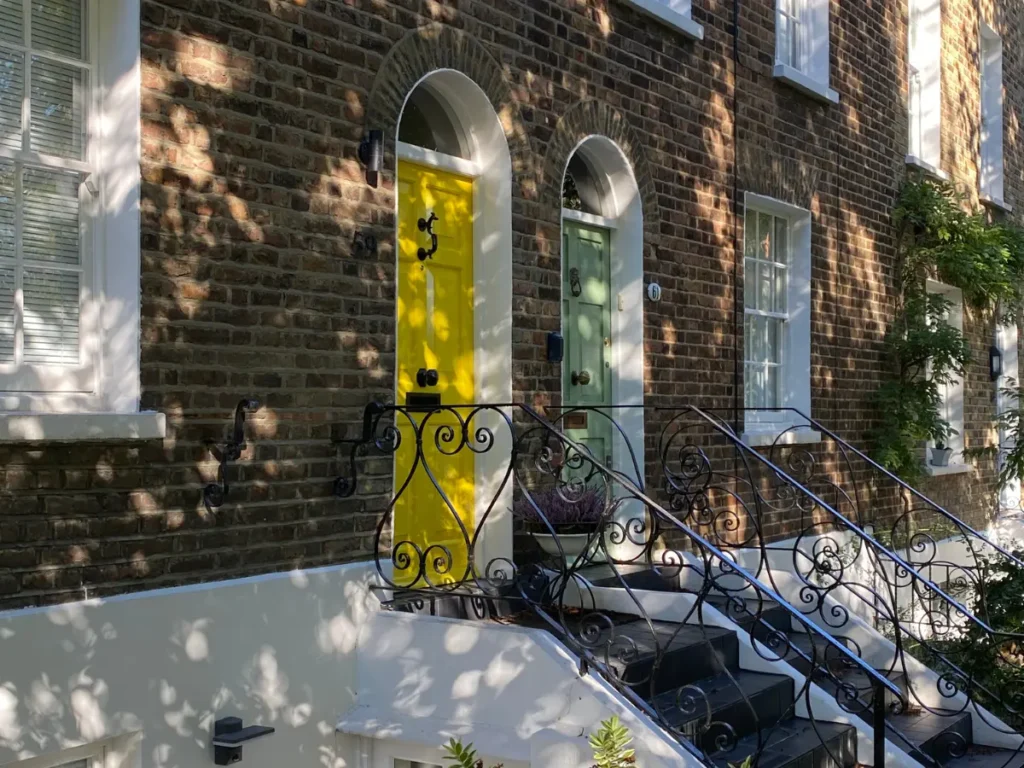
23, 167, 79, 264
0, 1, 22, 45
0, 160, 13, 258
32, 0, 84, 60
758, 213, 772, 260
777, 13, 792, 67
774, 265, 787, 313
774, 216, 788, 264
766, 365, 780, 408
0, 264, 13, 362
23, 267, 79, 363
744, 257, 755, 308
746, 363, 765, 408
757, 261, 773, 311
30, 56, 85, 158
749, 314, 766, 362
767, 317, 782, 364
0, 48, 23, 151
744, 211, 758, 258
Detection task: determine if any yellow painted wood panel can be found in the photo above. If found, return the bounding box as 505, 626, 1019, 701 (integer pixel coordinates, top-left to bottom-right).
394, 160, 475, 587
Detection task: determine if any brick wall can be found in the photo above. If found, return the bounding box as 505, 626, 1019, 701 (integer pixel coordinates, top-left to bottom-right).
0, 0, 1020, 608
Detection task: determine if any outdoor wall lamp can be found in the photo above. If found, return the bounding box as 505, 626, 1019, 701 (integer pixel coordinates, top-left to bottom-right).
358, 129, 383, 187
212, 717, 275, 765
991, 344, 1004, 381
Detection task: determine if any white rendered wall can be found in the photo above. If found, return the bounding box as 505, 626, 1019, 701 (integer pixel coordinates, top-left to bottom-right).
0, 563, 382, 768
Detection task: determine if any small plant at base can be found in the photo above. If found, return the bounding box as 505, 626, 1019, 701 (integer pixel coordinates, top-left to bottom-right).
442, 738, 503, 768
589, 715, 636, 768
729, 756, 755, 768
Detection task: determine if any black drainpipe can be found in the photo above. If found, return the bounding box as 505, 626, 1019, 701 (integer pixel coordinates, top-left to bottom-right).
731, 0, 742, 435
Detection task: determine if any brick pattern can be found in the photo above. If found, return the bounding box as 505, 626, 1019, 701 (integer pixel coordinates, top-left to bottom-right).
0, 0, 1021, 607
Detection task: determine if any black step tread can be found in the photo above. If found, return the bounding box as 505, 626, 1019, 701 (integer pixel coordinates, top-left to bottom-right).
576, 563, 679, 590
587, 618, 735, 655
652, 668, 794, 728
709, 717, 857, 768
888, 709, 972, 742
705, 594, 793, 632
946, 747, 1024, 768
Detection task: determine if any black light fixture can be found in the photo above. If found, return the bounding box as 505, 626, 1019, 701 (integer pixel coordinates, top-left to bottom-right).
358, 129, 383, 187
990, 344, 1004, 381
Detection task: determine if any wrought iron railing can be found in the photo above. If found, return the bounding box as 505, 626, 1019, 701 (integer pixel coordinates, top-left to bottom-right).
333, 401, 908, 768
680, 406, 1024, 763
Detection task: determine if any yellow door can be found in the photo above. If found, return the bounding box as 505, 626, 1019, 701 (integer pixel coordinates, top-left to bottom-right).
394, 160, 475, 588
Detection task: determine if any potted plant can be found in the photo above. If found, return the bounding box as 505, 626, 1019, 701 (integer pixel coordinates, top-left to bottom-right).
512, 486, 606, 563
931, 441, 953, 467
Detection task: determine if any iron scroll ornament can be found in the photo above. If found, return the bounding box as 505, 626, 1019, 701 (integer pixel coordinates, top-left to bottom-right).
417, 212, 438, 261
203, 398, 260, 512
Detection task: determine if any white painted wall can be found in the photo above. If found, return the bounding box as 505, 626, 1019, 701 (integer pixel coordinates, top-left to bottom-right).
337, 611, 701, 768
0, 563, 382, 768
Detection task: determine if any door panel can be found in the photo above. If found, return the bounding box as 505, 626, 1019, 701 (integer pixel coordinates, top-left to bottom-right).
395, 160, 474, 587
563, 221, 612, 468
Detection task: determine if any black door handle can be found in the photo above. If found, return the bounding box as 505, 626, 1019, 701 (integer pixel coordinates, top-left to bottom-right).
417, 212, 438, 261
416, 368, 439, 387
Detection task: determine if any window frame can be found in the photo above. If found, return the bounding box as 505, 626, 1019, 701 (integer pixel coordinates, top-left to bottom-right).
773, 0, 837, 104
925, 280, 967, 473
979, 22, 1006, 207
0, 0, 143, 416
906, 0, 944, 175
7, 742, 104, 768
0, 0, 98, 396
622, 0, 704, 41
742, 193, 815, 443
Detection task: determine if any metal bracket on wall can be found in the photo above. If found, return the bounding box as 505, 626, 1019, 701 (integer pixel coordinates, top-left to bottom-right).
212, 716, 275, 765
333, 402, 387, 498
203, 398, 260, 513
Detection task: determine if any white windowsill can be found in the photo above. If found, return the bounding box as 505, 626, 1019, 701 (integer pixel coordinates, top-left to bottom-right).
923, 462, 971, 477
980, 193, 1013, 213
905, 155, 949, 181
742, 427, 822, 448
772, 63, 839, 105
623, 0, 704, 40
0, 412, 166, 442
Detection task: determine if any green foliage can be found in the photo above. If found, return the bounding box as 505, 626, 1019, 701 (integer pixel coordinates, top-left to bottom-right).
934, 550, 1024, 727
589, 716, 636, 768
871, 178, 1024, 478
442, 738, 502, 768
728, 757, 755, 768
443, 718, 637, 768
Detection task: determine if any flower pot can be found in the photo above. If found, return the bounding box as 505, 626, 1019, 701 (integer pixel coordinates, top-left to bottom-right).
530, 529, 604, 564
931, 447, 953, 467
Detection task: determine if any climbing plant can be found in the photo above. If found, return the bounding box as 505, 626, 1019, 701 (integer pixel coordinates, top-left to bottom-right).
871, 178, 1024, 480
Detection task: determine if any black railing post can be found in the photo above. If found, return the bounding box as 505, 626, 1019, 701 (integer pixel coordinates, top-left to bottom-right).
874, 679, 887, 768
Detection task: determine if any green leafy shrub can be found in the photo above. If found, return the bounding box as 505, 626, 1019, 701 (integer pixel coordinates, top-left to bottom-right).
871, 178, 1024, 479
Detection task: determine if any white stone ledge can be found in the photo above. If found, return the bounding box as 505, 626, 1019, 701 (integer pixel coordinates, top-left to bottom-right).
0, 411, 166, 442
623, 0, 704, 40
923, 462, 971, 477
772, 63, 839, 104
905, 155, 949, 180
980, 193, 1013, 213
741, 428, 822, 448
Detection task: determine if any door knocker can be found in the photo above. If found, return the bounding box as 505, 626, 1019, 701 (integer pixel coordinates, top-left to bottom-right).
569, 267, 582, 297
417, 212, 439, 261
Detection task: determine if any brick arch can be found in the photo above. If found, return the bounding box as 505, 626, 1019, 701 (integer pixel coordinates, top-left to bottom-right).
365, 23, 531, 181
542, 99, 660, 237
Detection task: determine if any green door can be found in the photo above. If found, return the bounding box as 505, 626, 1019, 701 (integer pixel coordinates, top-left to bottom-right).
563, 220, 613, 467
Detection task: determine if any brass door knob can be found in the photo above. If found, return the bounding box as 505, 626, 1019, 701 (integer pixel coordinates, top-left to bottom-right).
571, 370, 592, 386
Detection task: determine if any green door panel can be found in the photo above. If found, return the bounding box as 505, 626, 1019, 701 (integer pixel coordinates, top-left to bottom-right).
563, 220, 613, 468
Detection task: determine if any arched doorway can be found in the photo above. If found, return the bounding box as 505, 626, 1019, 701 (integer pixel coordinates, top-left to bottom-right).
392, 70, 512, 585
560, 137, 645, 481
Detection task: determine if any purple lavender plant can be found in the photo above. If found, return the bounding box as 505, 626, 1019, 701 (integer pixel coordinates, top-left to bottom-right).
512, 486, 606, 534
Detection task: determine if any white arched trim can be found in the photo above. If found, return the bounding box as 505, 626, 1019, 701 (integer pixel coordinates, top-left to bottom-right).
560, 136, 645, 529
395, 69, 513, 567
